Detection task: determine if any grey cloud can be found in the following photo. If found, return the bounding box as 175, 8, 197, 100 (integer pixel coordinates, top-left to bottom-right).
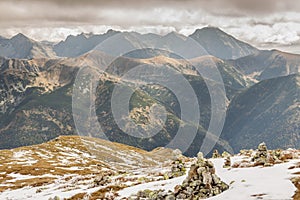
3, 0, 300, 13
0, 0, 299, 26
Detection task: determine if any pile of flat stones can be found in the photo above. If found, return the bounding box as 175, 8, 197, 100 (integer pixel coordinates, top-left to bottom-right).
251, 142, 277, 167
127, 152, 229, 200
174, 152, 229, 199
223, 156, 231, 168
212, 150, 221, 158
164, 156, 186, 180
233, 142, 299, 168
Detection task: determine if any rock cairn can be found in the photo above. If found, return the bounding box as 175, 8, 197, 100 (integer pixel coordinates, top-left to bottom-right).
174, 152, 229, 199
164, 152, 186, 180
223, 156, 231, 168
233, 142, 299, 168
128, 152, 229, 199
212, 149, 221, 158
221, 151, 231, 158
252, 142, 270, 166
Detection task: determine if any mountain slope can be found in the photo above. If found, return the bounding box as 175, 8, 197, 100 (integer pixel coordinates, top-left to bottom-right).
189, 27, 259, 59
221, 74, 300, 152
0, 34, 56, 59
0, 135, 181, 199
0, 54, 250, 156
228, 49, 300, 80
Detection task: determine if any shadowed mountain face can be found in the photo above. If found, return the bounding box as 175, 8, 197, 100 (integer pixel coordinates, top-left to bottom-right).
228, 50, 300, 80
221, 74, 300, 152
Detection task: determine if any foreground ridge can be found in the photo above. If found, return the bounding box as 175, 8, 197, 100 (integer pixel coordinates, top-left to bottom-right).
0, 137, 300, 199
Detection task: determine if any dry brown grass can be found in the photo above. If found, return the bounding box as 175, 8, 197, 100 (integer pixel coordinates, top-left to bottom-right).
91, 185, 124, 200
0, 136, 107, 192
67, 192, 87, 200
0, 135, 178, 197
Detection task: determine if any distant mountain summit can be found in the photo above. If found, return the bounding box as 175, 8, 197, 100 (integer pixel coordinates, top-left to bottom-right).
189, 27, 259, 59
0, 33, 55, 59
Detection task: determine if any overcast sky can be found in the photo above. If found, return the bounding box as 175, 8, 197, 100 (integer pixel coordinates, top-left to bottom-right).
0, 0, 300, 53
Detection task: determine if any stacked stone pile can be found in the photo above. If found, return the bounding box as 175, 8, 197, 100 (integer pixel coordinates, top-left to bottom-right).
127, 152, 229, 200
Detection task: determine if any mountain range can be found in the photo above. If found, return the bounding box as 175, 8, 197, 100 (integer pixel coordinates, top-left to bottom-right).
0, 27, 299, 156
0, 27, 259, 60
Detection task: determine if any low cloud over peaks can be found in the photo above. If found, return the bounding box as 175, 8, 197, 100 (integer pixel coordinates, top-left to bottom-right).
0, 0, 299, 53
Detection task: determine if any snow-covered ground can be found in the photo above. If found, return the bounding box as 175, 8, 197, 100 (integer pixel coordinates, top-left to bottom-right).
117, 175, 186, 199
210, 157, 299, 200
0, 136, 299, 200
117, 156, 300, 199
